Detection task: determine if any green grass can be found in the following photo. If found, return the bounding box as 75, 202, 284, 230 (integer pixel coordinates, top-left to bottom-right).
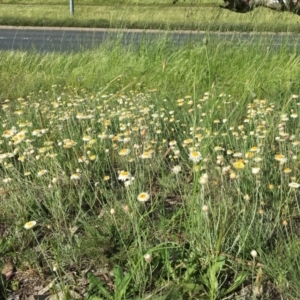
0, 0, 215, 5
1, 37, 300, 299
1, 1, 300, 32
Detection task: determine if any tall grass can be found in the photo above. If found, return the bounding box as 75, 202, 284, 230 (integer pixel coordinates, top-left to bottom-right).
1, 37, 300, 299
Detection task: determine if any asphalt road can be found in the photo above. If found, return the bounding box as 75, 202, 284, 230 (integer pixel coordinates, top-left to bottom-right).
0, 27, 300, 52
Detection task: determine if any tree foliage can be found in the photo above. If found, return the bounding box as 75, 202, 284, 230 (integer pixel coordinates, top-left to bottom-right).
173, 0, 300, 15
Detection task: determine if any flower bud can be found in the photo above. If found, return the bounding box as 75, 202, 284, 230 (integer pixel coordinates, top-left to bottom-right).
250, 250, 258, 258
144, 253, 152, 263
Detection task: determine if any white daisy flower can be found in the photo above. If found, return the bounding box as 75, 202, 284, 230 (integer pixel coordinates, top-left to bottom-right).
24, 221, 37, 230
171, 165, 181, 174
118, 170, 131, 181
137, 192, 150, 202
189, 151, 202, 163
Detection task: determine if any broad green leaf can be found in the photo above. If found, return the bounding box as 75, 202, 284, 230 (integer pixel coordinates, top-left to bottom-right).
199, 274, 209, 288
113, 265, 124, 290
213, 256, 226, 272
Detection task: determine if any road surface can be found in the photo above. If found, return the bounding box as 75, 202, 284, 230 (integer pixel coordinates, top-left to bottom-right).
0, 26, 299, 52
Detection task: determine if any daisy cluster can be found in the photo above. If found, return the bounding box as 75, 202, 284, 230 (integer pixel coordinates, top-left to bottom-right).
0, 90, 299, 225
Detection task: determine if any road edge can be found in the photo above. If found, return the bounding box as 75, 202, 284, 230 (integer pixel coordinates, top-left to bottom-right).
0, 25, 294, 36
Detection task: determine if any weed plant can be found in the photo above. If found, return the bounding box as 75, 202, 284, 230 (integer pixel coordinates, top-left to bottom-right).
0, 37, 300, 299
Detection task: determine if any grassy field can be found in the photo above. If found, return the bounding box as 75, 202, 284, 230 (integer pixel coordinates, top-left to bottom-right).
1, 0, 300, 298
1, 0, 300, 32
1, 36, 300, 299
